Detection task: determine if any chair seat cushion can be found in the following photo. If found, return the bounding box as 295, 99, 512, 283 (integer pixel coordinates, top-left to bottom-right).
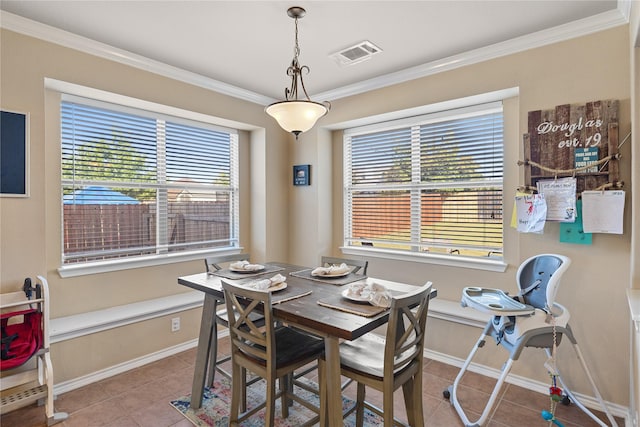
274, 326, 324, 367
241, 326, 324, 367
340, 333, 414, 378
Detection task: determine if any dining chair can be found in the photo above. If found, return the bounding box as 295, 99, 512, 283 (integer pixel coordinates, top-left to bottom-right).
337, 281, 433, 427
203, 253, 265, 388
320, 256, 369, 275
222, 280, 325, 427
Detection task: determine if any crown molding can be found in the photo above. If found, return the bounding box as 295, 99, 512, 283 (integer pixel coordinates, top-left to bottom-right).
0, 11, 275, 106
1, 5, 630, 106
315, 7, 629, 102
618, 0, 633, 22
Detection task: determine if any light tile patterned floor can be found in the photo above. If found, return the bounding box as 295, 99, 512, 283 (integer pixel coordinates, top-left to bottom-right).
1, 336, 622, 427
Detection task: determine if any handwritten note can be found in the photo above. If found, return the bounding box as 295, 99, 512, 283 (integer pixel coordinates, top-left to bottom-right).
536, 178, 576, 222
581, 191, 625, 234
515, 194, 547, 234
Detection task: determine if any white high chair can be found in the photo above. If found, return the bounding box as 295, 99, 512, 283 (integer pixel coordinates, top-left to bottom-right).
445, 254, 618, 427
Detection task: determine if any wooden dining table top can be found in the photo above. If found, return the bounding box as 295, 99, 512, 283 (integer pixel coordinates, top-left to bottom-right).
178, 261, 433, 341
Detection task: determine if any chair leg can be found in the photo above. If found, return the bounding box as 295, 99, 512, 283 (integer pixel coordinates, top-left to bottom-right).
403, 373, 424, 427
280, 376, 290, 418
240, 367, 247, 413
402, 376, 415, 426
382, 380, 394, 427
287, 372, 295, 406
356, 382, 366, 427
284, 373, 294, 407
229, 361, 242, 425
265, 375, 277, 427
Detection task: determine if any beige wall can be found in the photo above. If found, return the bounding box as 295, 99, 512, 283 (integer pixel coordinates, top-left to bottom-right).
292, 26, 633, 407
0, 20, 634, 412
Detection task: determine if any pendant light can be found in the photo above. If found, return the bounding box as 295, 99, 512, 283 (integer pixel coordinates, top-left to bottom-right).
265, 6, 330, 139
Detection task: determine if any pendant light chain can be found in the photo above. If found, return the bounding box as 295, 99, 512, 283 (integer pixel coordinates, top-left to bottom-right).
286, 13, 310, 102
293, 15, 300, 63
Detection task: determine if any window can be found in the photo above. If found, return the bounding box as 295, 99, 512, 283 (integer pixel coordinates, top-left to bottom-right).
61, 95, 239, 265
344, 102, 504, 261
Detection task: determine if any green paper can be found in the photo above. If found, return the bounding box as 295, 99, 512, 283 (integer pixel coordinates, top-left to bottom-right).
560, 200, 592, 244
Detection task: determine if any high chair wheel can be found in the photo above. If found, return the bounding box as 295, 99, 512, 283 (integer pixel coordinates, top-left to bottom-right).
443, 388, 451, 399
561, 395, 571, 406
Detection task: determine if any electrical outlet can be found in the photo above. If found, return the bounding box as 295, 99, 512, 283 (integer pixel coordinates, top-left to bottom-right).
171, 317, 180, 332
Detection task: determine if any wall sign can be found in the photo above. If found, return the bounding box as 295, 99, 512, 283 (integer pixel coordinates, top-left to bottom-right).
293, 164, 310, 186
1, 110, 29, 197
522, 100, 620, 194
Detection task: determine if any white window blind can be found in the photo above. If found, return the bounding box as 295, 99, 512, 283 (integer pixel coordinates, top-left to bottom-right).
344, 102, 504, 260
61, 97, 239, 264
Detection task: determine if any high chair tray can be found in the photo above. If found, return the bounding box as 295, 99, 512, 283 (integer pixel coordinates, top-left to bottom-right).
461, 287, 535, 316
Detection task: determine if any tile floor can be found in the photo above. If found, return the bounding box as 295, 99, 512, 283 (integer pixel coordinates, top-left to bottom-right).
1, 336, 623, 427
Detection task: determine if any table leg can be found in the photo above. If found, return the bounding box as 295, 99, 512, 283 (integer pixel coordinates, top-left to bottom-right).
205, 303, 220, 387
191, 294, 217, 409
324, 336, 343, 426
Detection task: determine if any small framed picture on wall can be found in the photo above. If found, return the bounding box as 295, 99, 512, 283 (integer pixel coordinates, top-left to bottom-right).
293, 164, 310, 186
1, 110, 29, 197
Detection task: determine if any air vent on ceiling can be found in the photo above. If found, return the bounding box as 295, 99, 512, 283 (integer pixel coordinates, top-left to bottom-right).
330, 40, 382, 67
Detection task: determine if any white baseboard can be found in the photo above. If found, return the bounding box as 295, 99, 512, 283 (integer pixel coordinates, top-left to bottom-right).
424, 347, 631, 426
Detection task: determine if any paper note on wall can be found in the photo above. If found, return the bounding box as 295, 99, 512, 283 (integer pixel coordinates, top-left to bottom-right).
515, 194, 547, 234
536, 177, 576, 222
511, 191, 529, 228
559, 200, 592, 244
581, 191, 625, 234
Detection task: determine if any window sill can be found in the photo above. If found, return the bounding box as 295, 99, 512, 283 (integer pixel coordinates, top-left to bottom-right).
58, 248, 242, 278
340, 246, 507, 272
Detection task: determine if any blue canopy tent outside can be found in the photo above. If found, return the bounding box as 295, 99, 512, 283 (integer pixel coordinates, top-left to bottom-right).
63, 186, 140, 205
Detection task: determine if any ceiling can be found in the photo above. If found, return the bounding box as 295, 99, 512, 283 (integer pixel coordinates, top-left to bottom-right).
0, 1, 627, 103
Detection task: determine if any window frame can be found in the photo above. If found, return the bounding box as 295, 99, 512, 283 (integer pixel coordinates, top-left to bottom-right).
342, 100, 508, 272
56, 92, 242, 278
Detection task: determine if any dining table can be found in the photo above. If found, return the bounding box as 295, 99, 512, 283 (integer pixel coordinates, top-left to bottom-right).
178, 261, 436, 426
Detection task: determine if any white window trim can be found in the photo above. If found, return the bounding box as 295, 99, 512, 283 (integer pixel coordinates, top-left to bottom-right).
51, 79, 241, 276
342, 91, 515, 273
341, 245, 507, 272
45, 78, 254, 131
58, 248, 244, 278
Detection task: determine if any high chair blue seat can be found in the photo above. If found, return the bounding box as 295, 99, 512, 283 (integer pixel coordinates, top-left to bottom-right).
445, 254, 618, 427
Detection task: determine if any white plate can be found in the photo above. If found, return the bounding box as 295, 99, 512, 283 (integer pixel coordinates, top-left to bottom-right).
341, 288, 370, 302
246, 282, 287, 292
268, 282, 287, 292
313, 270, 350, 278
230, 264, 265, 273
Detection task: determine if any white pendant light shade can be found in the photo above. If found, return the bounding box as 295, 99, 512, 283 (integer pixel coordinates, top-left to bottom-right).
265, 100, 329, 136
266, 6, 330, 139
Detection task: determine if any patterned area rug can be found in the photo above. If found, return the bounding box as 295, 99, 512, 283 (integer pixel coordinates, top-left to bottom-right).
170, 376, 384, 426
